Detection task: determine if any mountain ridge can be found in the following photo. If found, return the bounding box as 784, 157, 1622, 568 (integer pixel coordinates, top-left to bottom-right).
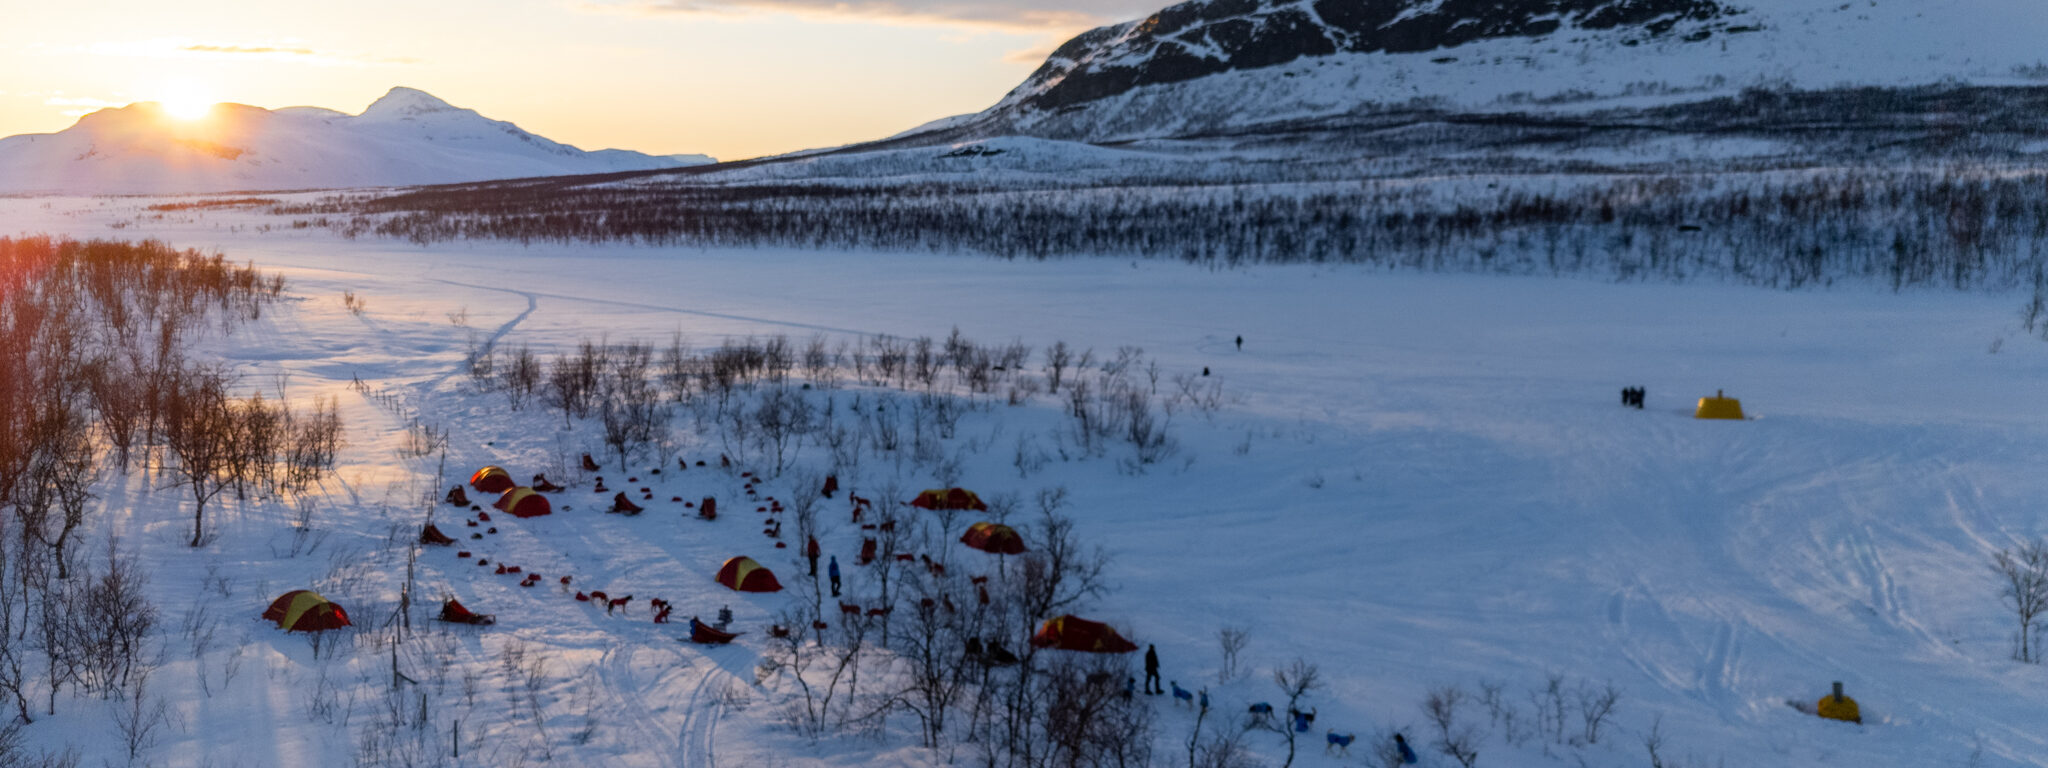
0, 86, 714, 194
941, 0, 2048, 143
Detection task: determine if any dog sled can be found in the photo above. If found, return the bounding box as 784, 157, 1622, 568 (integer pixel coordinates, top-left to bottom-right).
687, 617, 742, 645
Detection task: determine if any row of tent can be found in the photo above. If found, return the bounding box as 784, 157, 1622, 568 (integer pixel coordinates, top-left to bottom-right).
472, 467, 554, 518
475, 469, 993, 518
258, 585, 1134, 654
438, 474, 1127, 651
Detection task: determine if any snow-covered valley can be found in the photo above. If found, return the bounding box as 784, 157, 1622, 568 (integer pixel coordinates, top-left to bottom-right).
0, 196, 2044, 767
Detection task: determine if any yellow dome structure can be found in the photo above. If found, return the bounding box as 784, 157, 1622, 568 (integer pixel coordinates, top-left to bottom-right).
1816, 682, 1861, 724
1695, 389, 1745, 420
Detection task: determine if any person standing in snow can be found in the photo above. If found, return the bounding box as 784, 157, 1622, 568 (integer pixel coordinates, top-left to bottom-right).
828, 555, 842, 598
1235, 335, 1243, 351
1143, 644, 1162, 695
807, 536, 821, 577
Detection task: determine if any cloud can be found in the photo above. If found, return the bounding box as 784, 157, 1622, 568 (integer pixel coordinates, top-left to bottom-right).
181, 44, 319, 56
45, 95, 123, 118
84, 38, 418, 66
588, 0, 1158, 33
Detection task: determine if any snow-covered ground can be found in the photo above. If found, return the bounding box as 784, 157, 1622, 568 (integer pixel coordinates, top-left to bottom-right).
4, 195, 2047, 767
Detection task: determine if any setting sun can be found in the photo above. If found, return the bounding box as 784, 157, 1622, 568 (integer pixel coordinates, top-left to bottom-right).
156, 79, 216, 120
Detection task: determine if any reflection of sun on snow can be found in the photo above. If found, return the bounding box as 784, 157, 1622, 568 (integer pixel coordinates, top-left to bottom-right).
156, 80, 217, 120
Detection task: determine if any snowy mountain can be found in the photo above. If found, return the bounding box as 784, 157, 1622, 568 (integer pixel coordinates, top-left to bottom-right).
0, 87, 714, 194
947, 0, 2048, 141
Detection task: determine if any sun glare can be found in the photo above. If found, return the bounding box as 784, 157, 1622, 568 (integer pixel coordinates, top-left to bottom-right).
157, 80, 217, 120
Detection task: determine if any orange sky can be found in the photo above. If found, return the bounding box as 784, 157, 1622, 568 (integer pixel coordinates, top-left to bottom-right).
0, 0, 1156, 161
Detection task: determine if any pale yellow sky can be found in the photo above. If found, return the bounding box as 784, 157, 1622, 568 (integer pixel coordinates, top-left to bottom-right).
0, 0, 1156, 161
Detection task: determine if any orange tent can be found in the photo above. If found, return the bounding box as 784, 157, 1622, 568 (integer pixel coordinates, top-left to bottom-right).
715, 556, 783, 593
1030, 615, 1136, 653
470, 466, 515, 494
262, 590, 351, 632
911, 488, 988, 511
960, 522, 1026, 555
494, 487, 553, 519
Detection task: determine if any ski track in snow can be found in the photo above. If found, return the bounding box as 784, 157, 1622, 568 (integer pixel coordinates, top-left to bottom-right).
678, 659, 724, 768
430, 277, 880, 340
597, 643, 687, 768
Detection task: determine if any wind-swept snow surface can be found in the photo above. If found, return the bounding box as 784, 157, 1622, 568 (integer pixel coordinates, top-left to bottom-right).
1, 197, 2045, 767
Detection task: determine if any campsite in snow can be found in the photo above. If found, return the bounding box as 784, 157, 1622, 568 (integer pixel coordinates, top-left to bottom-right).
5, 1, 2048, 767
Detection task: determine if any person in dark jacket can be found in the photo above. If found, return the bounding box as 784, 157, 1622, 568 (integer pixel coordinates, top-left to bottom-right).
807, 536, 821, 576
1235, 335, 1243, 351
1394, 733, 1418, 764
1143, 645, 1161, 695
828, 556, 842, 597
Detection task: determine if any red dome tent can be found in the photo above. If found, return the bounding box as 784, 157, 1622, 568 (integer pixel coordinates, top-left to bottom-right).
715, 556, 784, 593
1030, 615, 1137, 654
494, 487, 553, 519
960, 522, 1027, 555
470, 466, 515, 494
911, 488, 988, 512
262, 590, 351, 632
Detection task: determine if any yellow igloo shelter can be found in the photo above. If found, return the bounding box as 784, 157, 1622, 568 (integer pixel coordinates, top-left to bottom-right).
1695, 390, 1745, 420
1817, 682, 1861, 724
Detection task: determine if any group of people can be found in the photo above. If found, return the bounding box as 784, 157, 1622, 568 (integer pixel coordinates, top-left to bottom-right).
1620, 386, 1647, 409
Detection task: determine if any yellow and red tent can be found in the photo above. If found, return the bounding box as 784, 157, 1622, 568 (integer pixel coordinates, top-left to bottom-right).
262, 590, 351, 632
715, 556, 783, 593
1030, 615, 1136, 654
960, 522, 1026, 555
494, 487, 553, 519
911, 488, 988, 511
470, 466, 515, 494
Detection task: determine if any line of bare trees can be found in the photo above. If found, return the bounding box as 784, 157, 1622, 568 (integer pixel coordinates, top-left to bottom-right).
469, 324, 1217, 485
282, 162, 2048, 294
0, 237, 331, 758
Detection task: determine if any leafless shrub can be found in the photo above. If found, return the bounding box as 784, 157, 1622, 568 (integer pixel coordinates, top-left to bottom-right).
500, 344, 544, 410
754, 387, 817, 475
1216, 626, 1250, 684
1529, 673, 1570, 745
1993, 540, 2048, 662
1576, 681, 1621, 745
399, 417, 447, 459
0, 720, 79, 768
1423, 685, 1481, 768
465, 333, 494, 383
802, 334, 836, 387
163, 365, 238, 547
111, 667, 170, 766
